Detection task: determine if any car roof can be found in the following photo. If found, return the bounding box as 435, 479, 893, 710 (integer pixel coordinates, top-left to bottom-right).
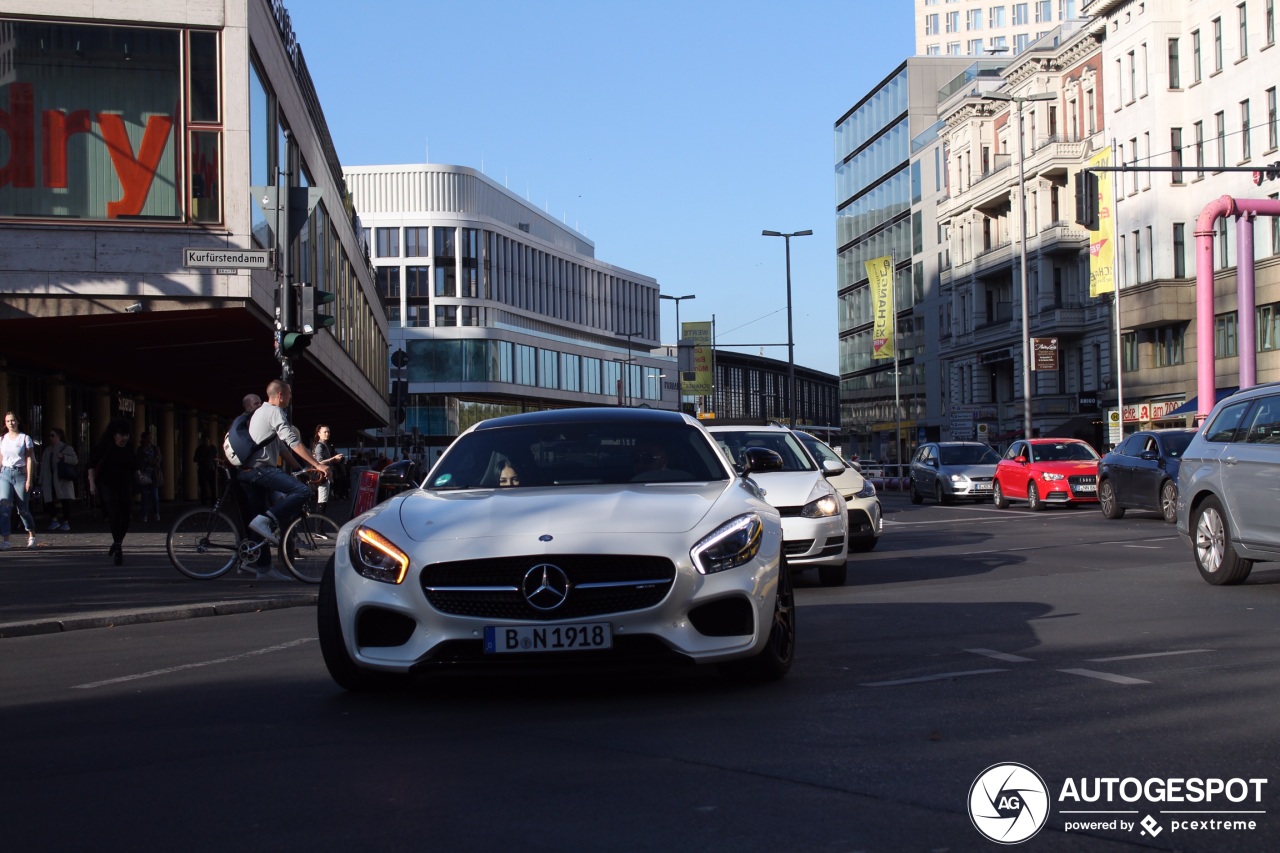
928, 441, 990, 447
706, 423, 792, 433
470, 407, 696, 431
1024, 437, 1089, 444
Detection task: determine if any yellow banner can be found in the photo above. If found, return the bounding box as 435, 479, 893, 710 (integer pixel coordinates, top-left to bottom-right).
683, 321, 713, 395
1088, 148, 1115, 297
866, 256, 895, 360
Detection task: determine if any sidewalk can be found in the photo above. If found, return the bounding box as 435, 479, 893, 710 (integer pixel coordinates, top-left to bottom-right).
0, 500, 336, 639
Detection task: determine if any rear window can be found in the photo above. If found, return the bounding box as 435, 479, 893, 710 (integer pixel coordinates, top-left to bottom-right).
1204, 400, 1253, 443
1161, 431, 1195, 457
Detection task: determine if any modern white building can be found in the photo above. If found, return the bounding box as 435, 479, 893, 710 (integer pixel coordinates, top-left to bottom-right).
0, 1, 388, 500
344, 164, 673, 451
916, 0, 1082, 58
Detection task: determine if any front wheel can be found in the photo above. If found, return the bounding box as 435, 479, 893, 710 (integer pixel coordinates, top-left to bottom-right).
909, 480, 923, 505
1191, 496, 1253, 585
1027, 482, 1043, 512
993, 480, 1009, 509
281, 512, 342, 583
168, 508, 241, 579
721, 555, 795, 682
1099, 479, 1125, 519
1160, 480, 1178, 524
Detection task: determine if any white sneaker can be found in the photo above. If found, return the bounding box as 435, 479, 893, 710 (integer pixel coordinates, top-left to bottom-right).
60, 521, 70, 531
27, 535, 36, 549
254, 568, 293, 582
248, 514, 280, 546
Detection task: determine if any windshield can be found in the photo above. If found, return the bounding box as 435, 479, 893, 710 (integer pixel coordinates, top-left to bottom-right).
939, 445, 1001, 466
1030, 442, 1101, 462
712, 430, 815, 472
798, 434, 842, 466
426, 422, 729, 489
1162, 431, 1195, 458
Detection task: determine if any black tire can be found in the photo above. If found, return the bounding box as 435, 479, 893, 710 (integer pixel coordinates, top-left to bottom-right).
281, 512, 341, 583
167, 508, 241, 579
935, 481, 952, 505
1191, 496, 1253, 585
722, 555, 795, 682
993, 480, 1009, 509
849, 536, 878, 553
1027, 482, 1043, 512
318, 557, 409, 691
818, 563, 847, 586
910, 480, 924, 504
1160, 480, 1178, 524
1099, 478, 1125, 519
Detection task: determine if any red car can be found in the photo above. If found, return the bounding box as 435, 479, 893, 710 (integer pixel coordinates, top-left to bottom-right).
993, 438, 1102, 511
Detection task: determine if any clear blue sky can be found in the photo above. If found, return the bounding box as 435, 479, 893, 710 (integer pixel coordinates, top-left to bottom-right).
291, 0, 914, 376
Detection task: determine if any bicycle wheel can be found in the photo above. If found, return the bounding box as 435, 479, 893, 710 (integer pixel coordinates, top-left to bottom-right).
281, 512, 341, 583
168, 508, 242, 580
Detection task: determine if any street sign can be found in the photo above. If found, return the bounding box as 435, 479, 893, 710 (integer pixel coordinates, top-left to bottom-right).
1107, 409, 1122, 447
184, 248, 273, 269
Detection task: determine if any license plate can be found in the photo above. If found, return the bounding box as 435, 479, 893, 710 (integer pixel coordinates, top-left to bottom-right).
1075, 484, 1097, 493
972, 483, 992, 491
484, 623, 613, 654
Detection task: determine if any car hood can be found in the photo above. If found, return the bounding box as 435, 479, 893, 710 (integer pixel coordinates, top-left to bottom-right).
941, 463, 998, 477
1029, 460, 1099, 474
396, 481, 736, 542
747, 470, 829, 508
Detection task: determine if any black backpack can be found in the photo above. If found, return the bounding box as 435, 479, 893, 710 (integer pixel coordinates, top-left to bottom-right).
222, 413, 273, 469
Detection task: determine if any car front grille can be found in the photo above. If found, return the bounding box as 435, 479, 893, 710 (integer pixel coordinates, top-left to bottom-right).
783, 539, 815, 556
969, 476, 993, 483
421, 554, 675, 621
1069, 474, 1097, 497
776, 506, 803, 517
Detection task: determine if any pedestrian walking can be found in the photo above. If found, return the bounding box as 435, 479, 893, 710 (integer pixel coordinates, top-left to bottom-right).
87, 418, 137, 565
0, 411, 38, 550
310, 424, 344, 516
40, 427, 78, 532
136, 431, 162, 522
194, 436, 218, 505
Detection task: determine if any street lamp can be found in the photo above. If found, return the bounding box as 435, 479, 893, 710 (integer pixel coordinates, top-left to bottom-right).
982, 90, 1055, 440
659, 293, 696, 410
616, 330, 642, 406
762, 229, 813, 428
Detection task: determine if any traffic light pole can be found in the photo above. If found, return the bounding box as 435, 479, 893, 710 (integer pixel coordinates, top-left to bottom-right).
279, 155, 293, 387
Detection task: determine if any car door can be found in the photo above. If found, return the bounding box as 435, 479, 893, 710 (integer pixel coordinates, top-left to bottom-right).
917, 445, 938, 494
1106, 434, 1138, 505
999, 441, 1029, 499
1128, 434, 1162, 510
1223, 394, 1280, 553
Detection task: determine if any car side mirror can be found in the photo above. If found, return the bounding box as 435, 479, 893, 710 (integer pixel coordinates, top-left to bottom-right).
929, 459, 938, 468
741, 447, 784, 477
1140, 450, 1158, 461
1015, 455, 1028, 465
820, 458, 845, 477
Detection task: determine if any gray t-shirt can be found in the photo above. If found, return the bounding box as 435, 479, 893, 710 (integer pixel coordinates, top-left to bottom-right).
247, 403, 300, 467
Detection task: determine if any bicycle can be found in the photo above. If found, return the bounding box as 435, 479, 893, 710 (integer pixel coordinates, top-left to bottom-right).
166, 467, 340, 583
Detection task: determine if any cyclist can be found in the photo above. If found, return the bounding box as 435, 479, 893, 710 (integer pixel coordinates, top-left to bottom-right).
241, 379, 330, 547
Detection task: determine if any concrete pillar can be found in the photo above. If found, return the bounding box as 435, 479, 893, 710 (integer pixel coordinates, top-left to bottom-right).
43, 374, 69, 438
183, 409, 200, 501
91, 386, 111, 446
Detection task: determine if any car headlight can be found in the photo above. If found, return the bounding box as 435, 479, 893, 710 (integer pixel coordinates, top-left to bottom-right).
1041, 471, 1065, 481
801, 494, 841, 518
691, 513, 763, 575
948, 473, 969, 483
350, 525, 410, 584
854, 480, 876, 499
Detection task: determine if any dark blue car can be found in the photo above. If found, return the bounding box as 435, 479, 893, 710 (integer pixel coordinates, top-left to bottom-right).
1098, 428, 1197, 522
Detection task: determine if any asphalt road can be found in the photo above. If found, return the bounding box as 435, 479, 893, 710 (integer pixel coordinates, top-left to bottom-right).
3, 498, 1277, 852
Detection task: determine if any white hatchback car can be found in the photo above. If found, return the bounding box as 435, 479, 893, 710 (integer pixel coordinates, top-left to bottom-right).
794, 431, 882, 553
319, 408, 794, 690
707, 424, 851, 586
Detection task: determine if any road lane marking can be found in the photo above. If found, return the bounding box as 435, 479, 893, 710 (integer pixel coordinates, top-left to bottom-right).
861, 668, 1007, 687
72, 638, 316, 689
966, 648, 1035, 662
1087, 649, 1213, 662
1058, 668, 1150, 685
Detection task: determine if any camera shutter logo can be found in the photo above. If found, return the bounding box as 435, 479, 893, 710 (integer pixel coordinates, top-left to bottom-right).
969, 763, 1050, 844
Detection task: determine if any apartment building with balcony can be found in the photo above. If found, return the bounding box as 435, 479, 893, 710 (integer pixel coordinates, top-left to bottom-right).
916, 0, 1083, 58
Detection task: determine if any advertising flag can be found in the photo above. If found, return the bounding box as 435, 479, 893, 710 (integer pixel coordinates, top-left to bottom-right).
866, 256, 895, 360
1088, 148, 1115, 297
682, 321, 714, 395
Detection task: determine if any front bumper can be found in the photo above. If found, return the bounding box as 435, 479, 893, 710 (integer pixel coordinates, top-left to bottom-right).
779, 513, 848, 567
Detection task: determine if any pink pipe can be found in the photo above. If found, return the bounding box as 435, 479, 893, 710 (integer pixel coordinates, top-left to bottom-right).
1194, 195, 1280, 422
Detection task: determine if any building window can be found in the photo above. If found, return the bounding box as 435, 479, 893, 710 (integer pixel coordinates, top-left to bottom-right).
1268, 0, 1276, 47
1260, 303, 1280, 351
405, 266, 429, 298
1242, 100, 1252, 160
434, 305, 456, 327
1273, 193, 1280, 255
1216, 111, 1226, 168
1014, 3, 1029, 25
1171, 128, 1184, 183
376, 266, 400, 300
1194, 120, 1205, 177
435, 265, 456, 297
1240, 3, 1249, 58
460, 306, 480, 326
1035, 0, 1051, 23
1192, 30, 1202, 83
1168, 38, 1181, 88
927, 13, 939, 35
376, 228, 399, 258
968, 38, 984, 54
405, 227, 428, 257
538, 349, 558, 390
1122, 332, 1139, 372
1269, 88, 1278, 151
1015, 33, 1030, 53
1128, 51, 1137, 102
1173, 223, 1187, 278
1216, 312, 1238, 357
947, 11, 960, 32
1155, 325, 1186, 366
1213, 18, 1224, 72
560, 353, 581, 392
515, 344, 537, 386
967, 8, 983, 29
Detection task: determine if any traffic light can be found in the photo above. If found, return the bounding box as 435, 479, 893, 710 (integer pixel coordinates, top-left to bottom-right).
281, 330, 312, 357
1252, 160, 1280, 185
300, 284, 336, 333
1074, 169, 1099, 230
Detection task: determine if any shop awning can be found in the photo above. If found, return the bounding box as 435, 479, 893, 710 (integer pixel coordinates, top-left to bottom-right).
1163, 387, 1239, 418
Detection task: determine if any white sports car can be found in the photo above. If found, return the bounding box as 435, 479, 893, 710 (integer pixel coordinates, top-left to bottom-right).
318, 408, 795, 690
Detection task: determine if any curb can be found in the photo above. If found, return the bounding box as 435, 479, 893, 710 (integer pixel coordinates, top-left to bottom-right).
0, 593, 318, 639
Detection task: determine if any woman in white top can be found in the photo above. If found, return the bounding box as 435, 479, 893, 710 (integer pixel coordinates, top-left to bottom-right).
40, 427, 78, 531
0, 411, 38, 550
